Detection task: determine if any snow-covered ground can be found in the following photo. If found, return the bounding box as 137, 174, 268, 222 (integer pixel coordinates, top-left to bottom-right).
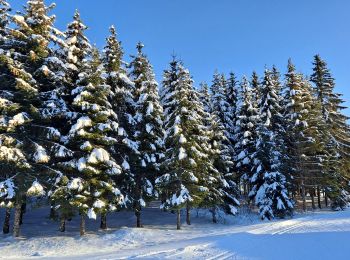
0, 206, 349, 259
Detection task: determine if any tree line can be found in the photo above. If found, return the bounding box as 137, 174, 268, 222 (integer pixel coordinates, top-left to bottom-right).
0, 0, 349, 237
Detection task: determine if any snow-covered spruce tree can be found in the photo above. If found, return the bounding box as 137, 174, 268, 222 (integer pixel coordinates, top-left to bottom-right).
0, 0, 14, 234
1, 0, 68, 236
234, 76, 259, 196
0, 0, 10, 41
157, 59, 211, 229
59, 10, 91, 92
102, 25, 139, 221
128, 43, 164, 227
249, 69, 293, 220
310, 55, 350, 210
210, 72, 235, 165
251, 71, 261, 104
54, 49, 124, 236
199, 82, 211, 113
226, 72, 239, 144
283, 59, 327, 211
225, 72, 240, 177
199, 85, 240, 222
210, 72, 229, 127
49, 10, 93, 232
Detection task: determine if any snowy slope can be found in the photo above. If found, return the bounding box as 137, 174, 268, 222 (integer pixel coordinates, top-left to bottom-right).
0, 207, 349, 259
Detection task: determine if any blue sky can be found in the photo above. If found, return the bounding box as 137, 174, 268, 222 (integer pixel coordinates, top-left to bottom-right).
12, 0, 350, 116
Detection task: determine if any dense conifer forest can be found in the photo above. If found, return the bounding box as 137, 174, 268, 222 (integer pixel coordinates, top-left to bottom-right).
0, 0, 349, 237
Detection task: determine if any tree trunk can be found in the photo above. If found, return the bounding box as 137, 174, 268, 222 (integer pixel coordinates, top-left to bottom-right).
13, 202, 22, 237
311, 189, 316, 210
176, 209, 181, 230
19, 202, 26, 225
100, 213, 107, 230
3, 208, 10, 234
80, 214, 85, 236
59, 217, 65, 232
49, 202, 56, 220
186, 203, 191, 225
135, 208, 141, 228
325, 192, 328, 207
317, 186, 322, 209
211, 207, 217, 223
301, 181, 306, 212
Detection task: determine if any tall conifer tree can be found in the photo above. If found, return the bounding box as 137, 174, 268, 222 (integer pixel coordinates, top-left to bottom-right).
234, 77, 259, 195
128, 42, 164, 227
310, 55, 350, 209
157, 59, 212, 229
3, 0, 69, 236
250, 70, 293, 219
102, 25, 139, 216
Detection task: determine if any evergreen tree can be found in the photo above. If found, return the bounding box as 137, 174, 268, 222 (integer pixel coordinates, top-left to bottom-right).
210, 72, 234, 147
198, 82, 211, 113
199, 84, 240, 221
283, 59, 327, 211
234, 77, 259, 195
102, 25, 139, 216
157, 59, 211, 229
128, 42, 164, 227
0, 0, 28, 235
250, 70, 293, 219
0, 0, 10, 41
60, 10, 91, 91
54, 49, 124, 236
1, 0, 69, 236
49, 10, 92, 232
225, 72, 239, 152
310, 55, 350, 209
251, 71, 260, 104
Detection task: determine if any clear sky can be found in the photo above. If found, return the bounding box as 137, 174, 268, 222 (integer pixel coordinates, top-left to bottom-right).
12, 0, 350, 116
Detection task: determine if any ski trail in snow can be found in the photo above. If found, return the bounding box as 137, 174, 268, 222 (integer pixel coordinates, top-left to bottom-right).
2, 209, 350, 259
247, 216, 312, 235
207, 251, 237, 260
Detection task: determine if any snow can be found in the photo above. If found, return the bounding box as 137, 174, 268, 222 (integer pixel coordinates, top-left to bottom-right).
70, 116, 92, 134
0, 180, 15, 200
8, 112, 29, 128
33, 145, 50, 163
145, 123, 153, 133
13, 15, 28, 27
87, 208, 97, 220
178, 147, 187, 160
47, 127, 61, 139
169, 184, 192, 206
118, 127, 125, 136
179, 134, 187, 144
0, 146, 26, 163
139, 198, 146, 207
122, 159, 130, 170
119, 73, 134, 86
2, 207, 350, 259
146, 102, 154, 115
26, 181, 45, 197
87, 148, 110, 164
80, 141, 92, 151
93, 200, 105, 209
68, 178, 84, 191
237, 150, 246, 160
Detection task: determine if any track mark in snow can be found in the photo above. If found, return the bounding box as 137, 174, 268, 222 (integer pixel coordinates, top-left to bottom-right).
132, 248, 178, 258
164, 244, 211, 258
271, 221, 307, 235
248, 217, 312, 235
207, 251, 236, 260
